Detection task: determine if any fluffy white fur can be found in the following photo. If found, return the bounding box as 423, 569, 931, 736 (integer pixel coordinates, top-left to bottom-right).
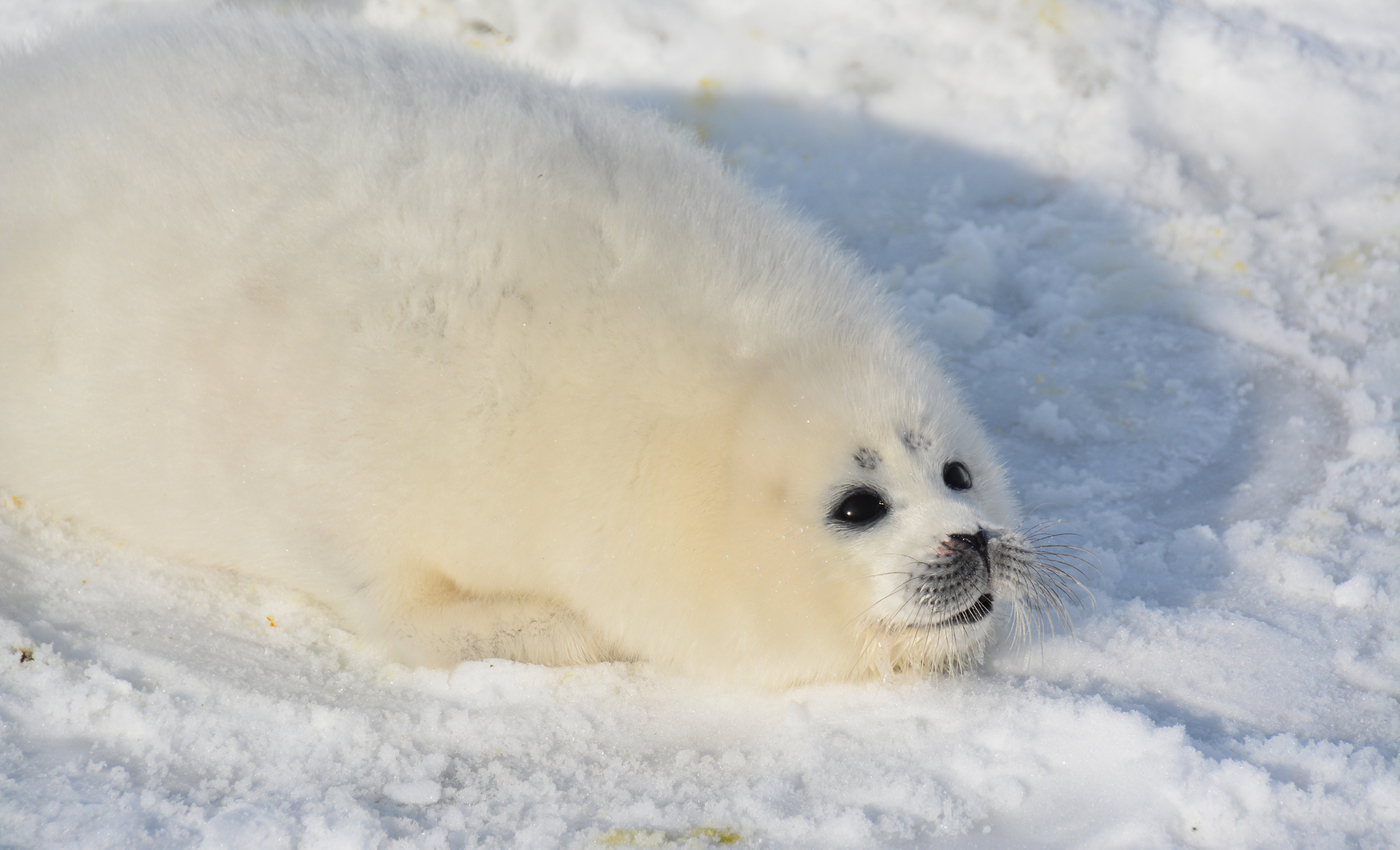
0, 14, 1068, 686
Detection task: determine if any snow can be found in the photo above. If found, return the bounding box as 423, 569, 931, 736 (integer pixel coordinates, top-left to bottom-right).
1, 0, 1396, 847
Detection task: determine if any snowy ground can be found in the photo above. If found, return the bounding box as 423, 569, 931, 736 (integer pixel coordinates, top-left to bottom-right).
1, 0, 1396, 847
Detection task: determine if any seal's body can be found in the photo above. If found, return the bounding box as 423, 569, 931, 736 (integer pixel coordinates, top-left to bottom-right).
0, 15, 1075, 686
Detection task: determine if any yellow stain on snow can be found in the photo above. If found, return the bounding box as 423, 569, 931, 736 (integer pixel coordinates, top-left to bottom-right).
598, 826, 741, 847
1026, 0, 1068, 32
266, 615, 277, 628
1152, 216, 1255, 279
1325, 248, 1369, 279
460, 20, 513, 51
1280, 535, 1321, 555
694, 77, 721, 109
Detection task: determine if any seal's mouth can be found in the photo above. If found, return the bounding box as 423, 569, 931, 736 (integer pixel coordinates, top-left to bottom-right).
937, 593, 993, 628
882, 592, 995, 634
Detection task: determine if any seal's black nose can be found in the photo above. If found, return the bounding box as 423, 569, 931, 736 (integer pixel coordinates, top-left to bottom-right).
949, 530, 990, 561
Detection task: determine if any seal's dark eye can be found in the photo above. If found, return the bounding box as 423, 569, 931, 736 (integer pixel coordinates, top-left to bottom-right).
942, 461, 973, 491
829, 488, 888, 527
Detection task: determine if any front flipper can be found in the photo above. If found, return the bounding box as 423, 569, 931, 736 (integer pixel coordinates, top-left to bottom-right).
362, 569, 627, 668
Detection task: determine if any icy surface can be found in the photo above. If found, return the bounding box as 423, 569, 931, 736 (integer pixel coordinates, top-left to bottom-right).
1, 0, 1397, 847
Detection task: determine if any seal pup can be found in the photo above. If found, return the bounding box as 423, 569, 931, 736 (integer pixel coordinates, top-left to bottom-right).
0, 13, 1085, 686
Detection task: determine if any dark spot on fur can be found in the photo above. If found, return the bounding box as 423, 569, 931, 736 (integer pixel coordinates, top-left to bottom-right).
902, 431, 931, 452
853, 448, 881, 470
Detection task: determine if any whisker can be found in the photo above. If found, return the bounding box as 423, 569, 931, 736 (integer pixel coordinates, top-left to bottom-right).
849, 518, 1096, 678
848, 572, 921, 628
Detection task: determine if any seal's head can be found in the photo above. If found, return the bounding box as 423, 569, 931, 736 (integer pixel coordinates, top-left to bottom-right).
611, 339, 1088, 687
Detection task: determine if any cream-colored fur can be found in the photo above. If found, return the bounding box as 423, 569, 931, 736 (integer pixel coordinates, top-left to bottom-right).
0, 13, 1053, 686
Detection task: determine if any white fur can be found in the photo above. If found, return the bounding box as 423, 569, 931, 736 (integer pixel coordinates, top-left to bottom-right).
0, 14, 1036, 686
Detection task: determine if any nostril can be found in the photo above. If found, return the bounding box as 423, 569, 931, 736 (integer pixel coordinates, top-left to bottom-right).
949, 530, 989, 559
